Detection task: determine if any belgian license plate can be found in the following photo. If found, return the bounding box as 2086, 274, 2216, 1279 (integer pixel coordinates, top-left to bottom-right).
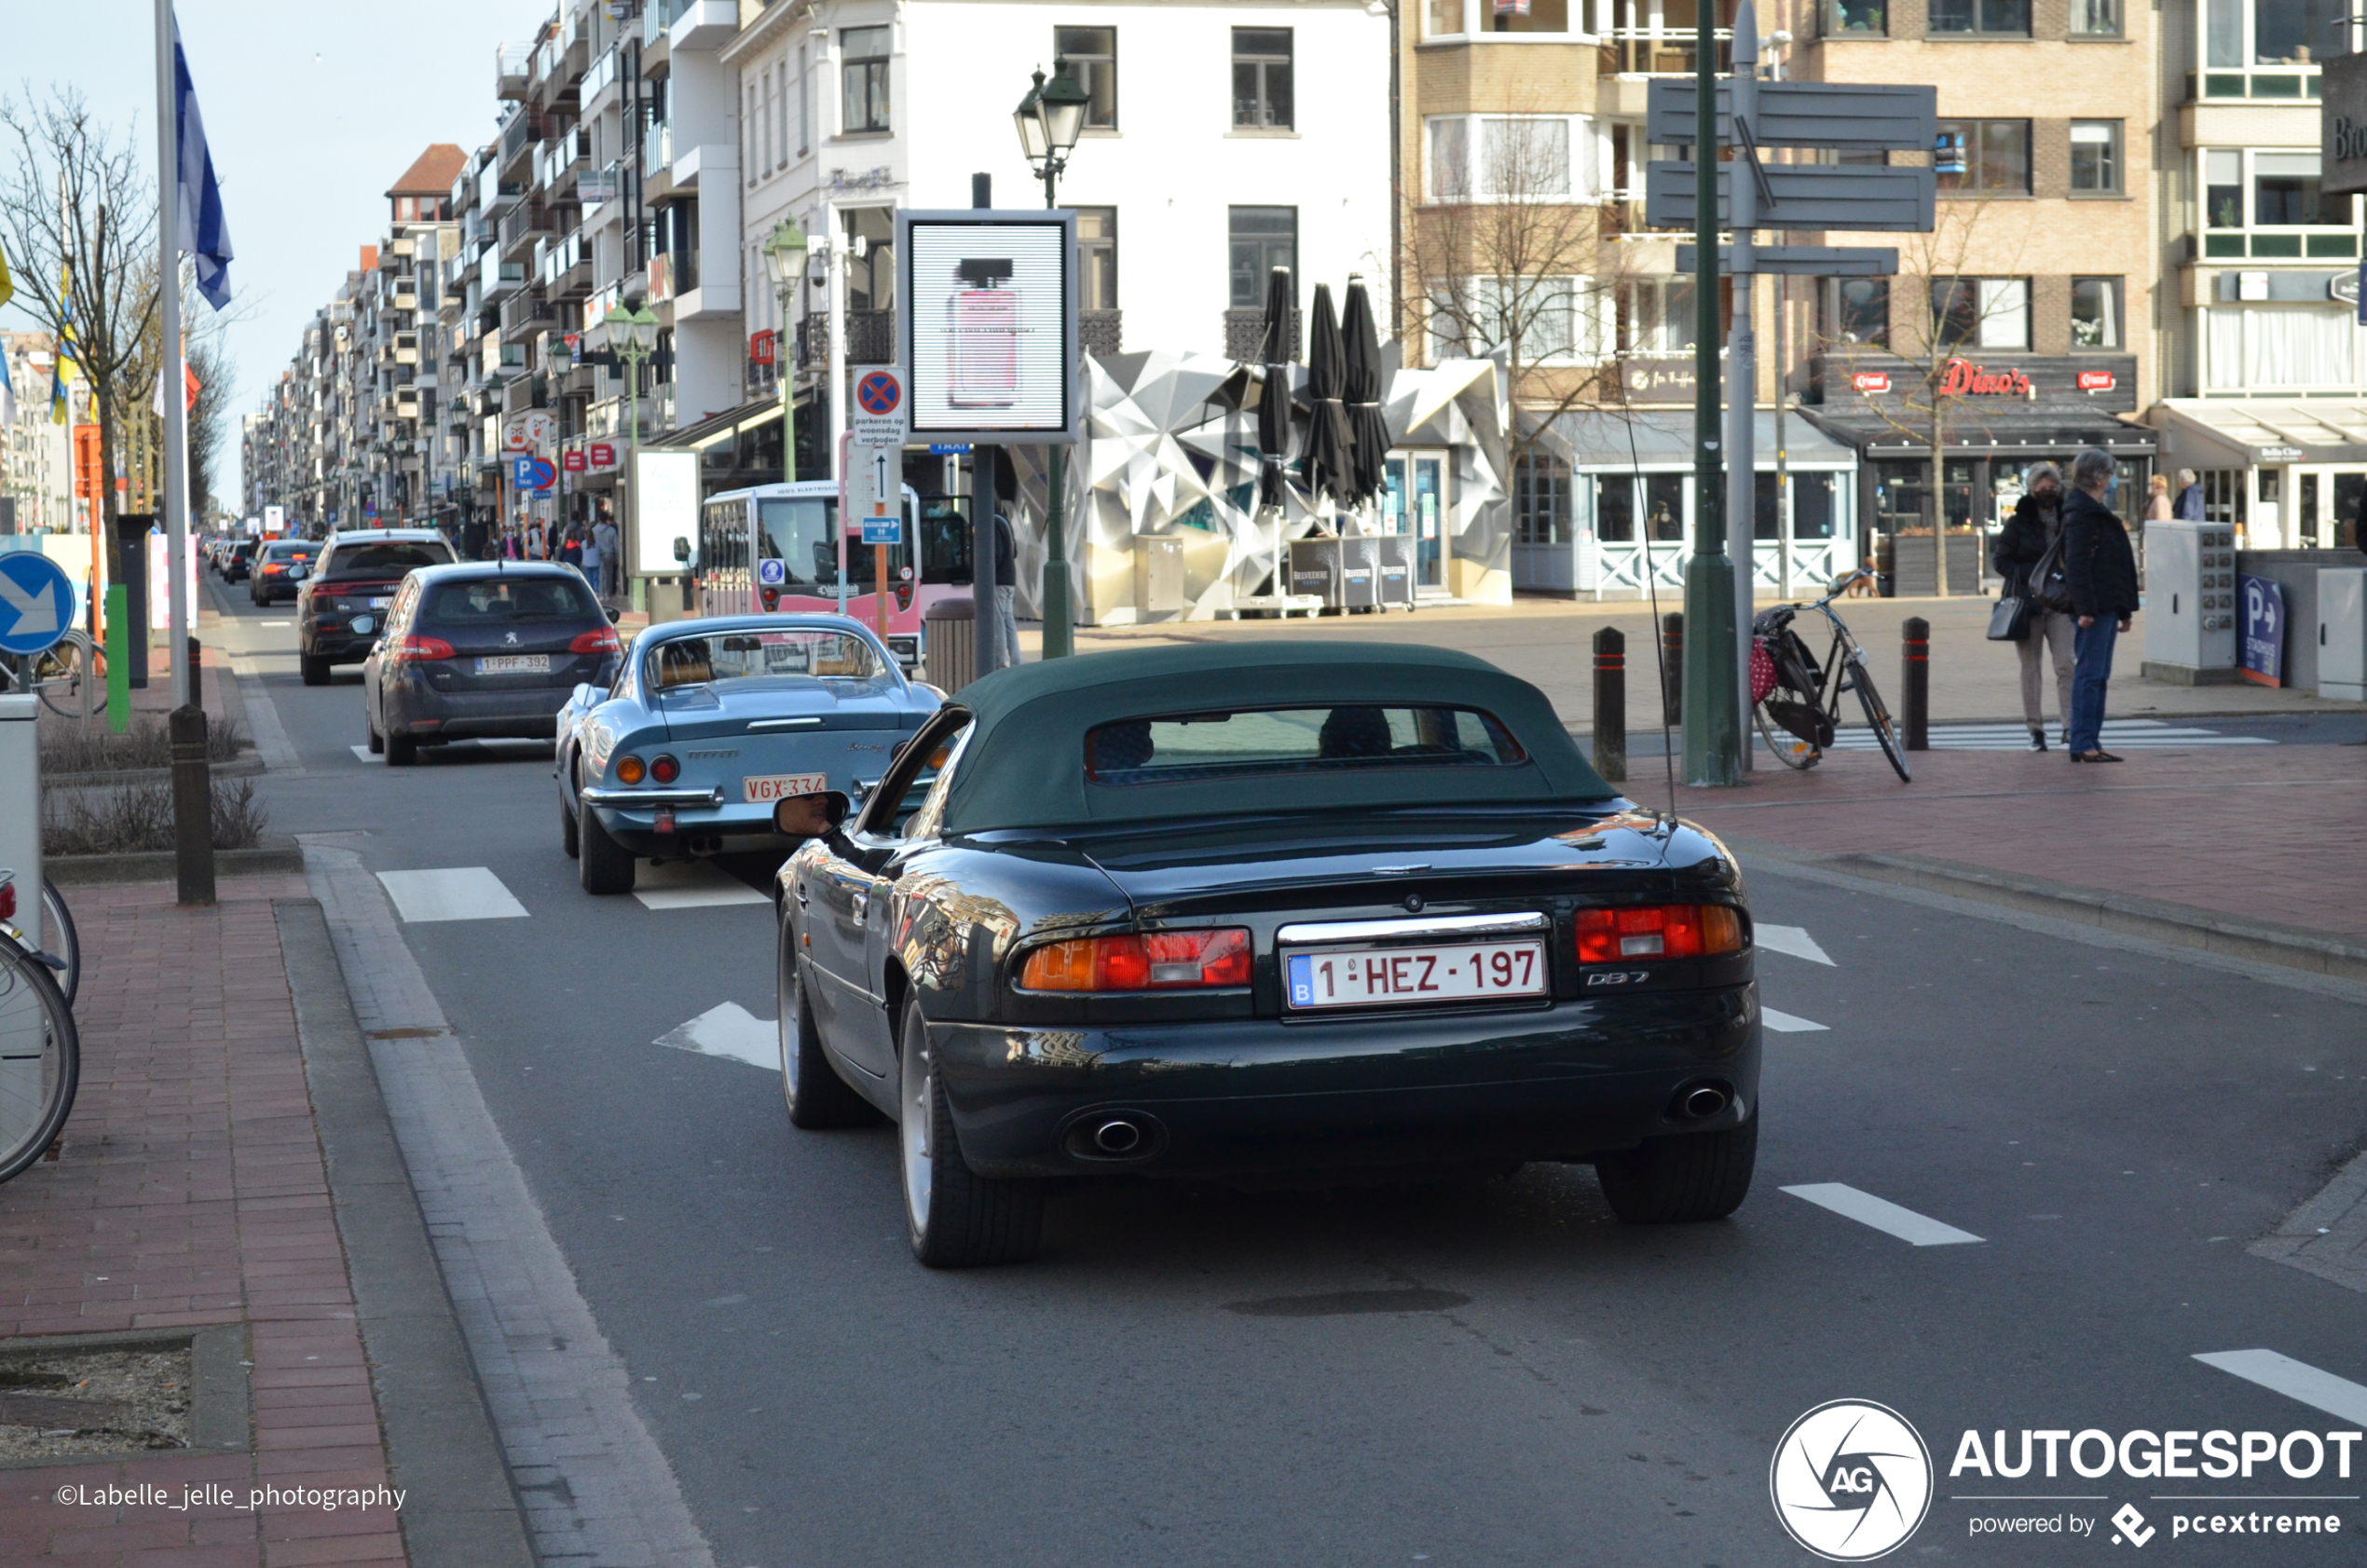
1285, 940, 1548, 1011
369, 596, 392, 608
475, 654, 550, 675
744, 771, 829, 803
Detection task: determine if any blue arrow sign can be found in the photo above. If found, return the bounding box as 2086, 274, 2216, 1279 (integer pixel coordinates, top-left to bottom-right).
0, 551, 75, 657
860, 515, 902, 546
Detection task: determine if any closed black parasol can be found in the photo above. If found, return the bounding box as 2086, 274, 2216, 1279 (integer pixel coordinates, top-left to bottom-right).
1339, 279, 1389, 509
1256, 266, 1293, 514
1300, 282, 1354, 511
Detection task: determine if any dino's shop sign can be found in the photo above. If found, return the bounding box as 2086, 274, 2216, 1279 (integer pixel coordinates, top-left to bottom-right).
1936, 358, 2032, 396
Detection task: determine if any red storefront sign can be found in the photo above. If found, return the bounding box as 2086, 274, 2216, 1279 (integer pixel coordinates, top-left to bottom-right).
563, 449, 587, 472
2075, 370, 2116, 391
750, 330, 777, 367
589, 443, 616, 470
1851, 372, 1890, 393
1936, 358, 2032, 397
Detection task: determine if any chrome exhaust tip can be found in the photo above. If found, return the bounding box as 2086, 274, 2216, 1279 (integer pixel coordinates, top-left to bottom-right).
1680, 1085, 1730, 1120
1093, 1118, 1143, 1155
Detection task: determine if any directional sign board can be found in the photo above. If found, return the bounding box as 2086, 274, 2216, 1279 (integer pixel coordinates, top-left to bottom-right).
1676, 244, 1900, 276
1646, 81, 1937, 151
1646, 162, 1936, 233
850, 365, 909, 446
0, 551, 76, 657
849, 442, 903, 545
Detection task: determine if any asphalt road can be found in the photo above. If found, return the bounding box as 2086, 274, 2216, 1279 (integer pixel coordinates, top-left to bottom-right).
207, 580, 2367, 1567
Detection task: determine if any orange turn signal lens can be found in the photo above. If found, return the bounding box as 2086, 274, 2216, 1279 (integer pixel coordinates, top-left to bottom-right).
1576, 905, 1744, 963
614, 755, 646, 784
1019, 929, 1252, 992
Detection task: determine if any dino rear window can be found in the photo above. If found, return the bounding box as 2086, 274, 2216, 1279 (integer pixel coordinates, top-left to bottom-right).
1084, 705, 1526, 785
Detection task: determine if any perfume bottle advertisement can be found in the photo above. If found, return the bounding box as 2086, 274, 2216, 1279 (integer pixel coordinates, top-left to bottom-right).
905, 221, 1070, 436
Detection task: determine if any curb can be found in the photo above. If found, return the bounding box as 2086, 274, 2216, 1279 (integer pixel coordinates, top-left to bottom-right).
273, 897, 537, 1568
41, 755, 267, 792
1752, 843, 2367, 985
46, 836, 305, 886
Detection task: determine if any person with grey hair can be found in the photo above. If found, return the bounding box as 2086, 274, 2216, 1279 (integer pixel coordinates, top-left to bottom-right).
2174, 468, 2204, 521
1992, 461, 2075, 749
2061, 447, 2140, 763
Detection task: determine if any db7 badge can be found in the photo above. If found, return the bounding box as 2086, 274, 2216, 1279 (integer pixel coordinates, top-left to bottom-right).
1585, 971, 1651, 987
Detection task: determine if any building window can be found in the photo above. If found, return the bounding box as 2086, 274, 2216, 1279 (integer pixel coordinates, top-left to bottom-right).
1820, 277, 1890, 348
1490, 0, 1570, 32
1231, 28, 1293, 130
1935, 120, 2031, 195
1932, 277, 2031, 350
1515, 455, 1572, 544
1228, 206, 1296, 307
1428, 118, 1470, 199
1077, 207, 1117, 310
2205, 149, 2244, 226
1617, 278, 1697, 354
1927, 0, 2030, 31
796, 45, 810, 157
842, 26, 891, 134
1823, 0, 1889, 34
1057, 27, 1117, 130
1427, 116, 1578, 200
1432, 277, 1579, 363
2209, 0, 2351, 64
2069, 0, 2121, 34
1426, 0, 1467, 37
2256, 151, 2329, 223
2070, 277, 2122, 348
2070, 120, 2122, 194
746, 82, 759, 184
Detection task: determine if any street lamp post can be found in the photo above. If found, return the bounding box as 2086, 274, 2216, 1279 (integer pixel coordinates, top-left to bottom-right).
605, 303, 661, 611
1014, 59, 1090, 659
759, 218, 810, 486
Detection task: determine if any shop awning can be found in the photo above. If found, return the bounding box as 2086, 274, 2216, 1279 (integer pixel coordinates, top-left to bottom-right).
1798, 405, 2155, 459
2153, 398, 2367, 467
647, 392, 799, 453
1537, 409, 1857, 470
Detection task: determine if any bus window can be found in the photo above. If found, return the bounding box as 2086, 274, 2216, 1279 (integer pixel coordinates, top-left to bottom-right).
917, 498, 974, 584
758, 496, 839, 588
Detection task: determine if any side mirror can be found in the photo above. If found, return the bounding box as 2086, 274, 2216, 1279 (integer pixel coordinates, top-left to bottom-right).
288, 564, 308, 581
771, 792, 850, 838
606, 606, 622, 623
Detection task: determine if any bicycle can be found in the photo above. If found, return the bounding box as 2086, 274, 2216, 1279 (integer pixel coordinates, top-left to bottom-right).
0, 868, 79, 1184
1751, 566, 1912, 784
1, 629, 104, 719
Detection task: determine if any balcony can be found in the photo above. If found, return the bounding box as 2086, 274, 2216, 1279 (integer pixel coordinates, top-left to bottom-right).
641, 121, 674, 184
481, 252, 526, 300
496, 40, 531, 101
580, 165, 623, 211
1599, 28, 1732, 75
499, 290, 556, 336
2187, 68, 2318, 102
539, 230, 593, 299
1223, 307, 1300, 361
2195, 225, 2359, 260
584, 44, 619, 112
391, 290, 418, 312
671, 0, 738, 50
538, 129, 590, 195
498, 202, 554, 260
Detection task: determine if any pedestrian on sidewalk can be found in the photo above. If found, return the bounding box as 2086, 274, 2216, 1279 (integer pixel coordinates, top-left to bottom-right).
992, 511, 1021, 668
2174, 468, 2204, 521
560, 525, 584, 571
1993, 461, 2074, 751
593, 510, 620, 599
580, 523, 603, 591
2062, 447, 2140, 765
2143, 473, 2173, 523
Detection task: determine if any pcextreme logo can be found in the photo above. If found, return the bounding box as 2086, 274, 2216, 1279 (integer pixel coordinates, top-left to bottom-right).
1770, 1400, 1936, 1561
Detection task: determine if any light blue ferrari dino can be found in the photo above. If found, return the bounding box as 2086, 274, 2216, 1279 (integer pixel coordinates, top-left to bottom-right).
553, 614, 942, 894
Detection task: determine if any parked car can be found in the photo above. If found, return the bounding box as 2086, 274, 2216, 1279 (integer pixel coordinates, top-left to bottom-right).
296, 528, 457, 685
248, 539, 320, 606
224, 539, 258, 582
360, 563, 620, 767
554, 614, 941, 896
771, 642, 1761, 1268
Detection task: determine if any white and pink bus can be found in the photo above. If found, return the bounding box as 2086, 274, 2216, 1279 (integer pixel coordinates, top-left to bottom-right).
696, 481, 974, 670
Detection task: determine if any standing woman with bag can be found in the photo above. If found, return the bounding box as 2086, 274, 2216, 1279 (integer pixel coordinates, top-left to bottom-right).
1992, 461, 2076, 752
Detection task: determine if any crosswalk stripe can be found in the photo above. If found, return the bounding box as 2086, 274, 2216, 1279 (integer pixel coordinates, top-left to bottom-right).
1783, 1182, 1985, 1246
631, 860, 771, 911
1763, 1007, 1829, 1033
654, 1002, 776, 1070
376, 867, 529, 923
2194, 1350, 2367, 1426
1758, 924, 1835, 966
1828, 718, 2270, 751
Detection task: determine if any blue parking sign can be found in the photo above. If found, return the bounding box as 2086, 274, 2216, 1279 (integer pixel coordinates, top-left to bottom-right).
0, 551, 76, 656
860, 515, 902, 546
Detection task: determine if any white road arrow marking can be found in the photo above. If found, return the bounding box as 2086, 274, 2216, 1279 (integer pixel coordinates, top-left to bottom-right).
1783, 1183, 1984, 1246
376, 866, 529, 922
0, 567, 60, 639
1762, 1007, 1828, 1033
655, 1002, 776, 1070
1757, 924, 1835, 965
2195, 1350, 2367, 1426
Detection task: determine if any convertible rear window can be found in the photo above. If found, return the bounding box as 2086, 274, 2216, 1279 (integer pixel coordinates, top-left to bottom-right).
1084, 705, 1527, 785
651, 629, 883, 689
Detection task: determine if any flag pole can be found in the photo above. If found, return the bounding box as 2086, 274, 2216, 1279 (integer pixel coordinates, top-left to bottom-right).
154, 0, 190, 709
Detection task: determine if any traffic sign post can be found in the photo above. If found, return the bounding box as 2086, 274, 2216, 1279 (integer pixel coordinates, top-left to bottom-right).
848, 438, 901, 640
850, 366, 909, 447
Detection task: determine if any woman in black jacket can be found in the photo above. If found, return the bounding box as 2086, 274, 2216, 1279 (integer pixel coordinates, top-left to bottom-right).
1992, 461, 2074, 751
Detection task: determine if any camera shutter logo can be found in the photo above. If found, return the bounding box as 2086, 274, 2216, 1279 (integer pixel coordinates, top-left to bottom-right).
1769, 1399, 1933, 1561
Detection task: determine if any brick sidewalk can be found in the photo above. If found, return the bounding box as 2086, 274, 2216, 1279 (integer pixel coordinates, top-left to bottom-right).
0, 879, 408, 1568
1651, 743, 2367, 939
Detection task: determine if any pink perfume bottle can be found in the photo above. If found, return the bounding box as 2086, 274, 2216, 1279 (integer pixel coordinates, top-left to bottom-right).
949, 257, 1020, 408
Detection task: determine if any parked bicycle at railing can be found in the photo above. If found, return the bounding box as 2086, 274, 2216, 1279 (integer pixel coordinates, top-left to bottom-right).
0, 628, 104, 718
0, 868, 78, 1184
1750, 566, 1913, 784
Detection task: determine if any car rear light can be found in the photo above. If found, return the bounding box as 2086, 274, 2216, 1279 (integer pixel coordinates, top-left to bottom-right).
760, 587, 779, 610
650, 755, 680, 784
0, 880, 14, 922
1019, 929, 1252, 992
570, 627, 621, 655
390, 634, 456, 662
614, 755, 647, 784
895, 580, 913, 611
1576, 905, 1744, 963
263, 563, 285, 574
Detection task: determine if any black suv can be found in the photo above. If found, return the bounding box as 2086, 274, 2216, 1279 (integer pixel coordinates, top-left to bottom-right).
296, 528, 458, 685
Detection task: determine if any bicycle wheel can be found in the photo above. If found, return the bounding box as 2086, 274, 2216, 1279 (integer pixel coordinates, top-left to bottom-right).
1755, 704, 1822, 770
32, 634, 92, 719
40, 879, 78, 1008
0, 939, 78, 1184
1848, 658, 1913, 783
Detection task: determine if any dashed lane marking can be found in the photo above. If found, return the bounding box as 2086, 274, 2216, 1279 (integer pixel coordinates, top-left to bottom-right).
349, 744, 377, 763
655, 1002, 776, 1070
1762, 1007, 1829, 1033
2194, 1350, 2367, 1426
376, 867, 530, 923
1758, 924, 1835, 965
1782, 1182, 1985, 1246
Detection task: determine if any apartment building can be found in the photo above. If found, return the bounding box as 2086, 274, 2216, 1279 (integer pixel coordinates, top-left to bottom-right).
1, 333, 75, 534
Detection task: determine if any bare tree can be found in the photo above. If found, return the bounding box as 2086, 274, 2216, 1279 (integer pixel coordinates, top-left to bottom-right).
0, 88, 160, 566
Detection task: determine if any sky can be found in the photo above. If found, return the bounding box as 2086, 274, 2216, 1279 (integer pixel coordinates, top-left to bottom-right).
5, 0, 554, 447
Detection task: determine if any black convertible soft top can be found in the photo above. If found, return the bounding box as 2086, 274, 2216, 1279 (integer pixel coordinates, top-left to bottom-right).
939, 642, 1614, 834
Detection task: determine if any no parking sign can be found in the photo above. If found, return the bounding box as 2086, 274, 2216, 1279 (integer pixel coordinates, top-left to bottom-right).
849, 365, 908, 446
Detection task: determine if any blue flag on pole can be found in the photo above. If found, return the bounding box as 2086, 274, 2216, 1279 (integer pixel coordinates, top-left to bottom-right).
171, 10, 233, 311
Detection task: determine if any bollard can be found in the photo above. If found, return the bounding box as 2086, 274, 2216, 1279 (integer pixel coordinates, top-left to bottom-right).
186, 635, 203, 711
1592, 627, 1627, 783
1901, 617, 1930, 751
1660, 612, 1684, 728
170, 704, 215, 907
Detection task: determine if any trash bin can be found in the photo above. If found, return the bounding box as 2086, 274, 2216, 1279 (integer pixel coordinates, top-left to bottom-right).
924, 594, 976, 691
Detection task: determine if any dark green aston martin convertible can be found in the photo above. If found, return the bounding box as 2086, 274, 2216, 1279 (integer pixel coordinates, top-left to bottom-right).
773, 641, 1761, 1268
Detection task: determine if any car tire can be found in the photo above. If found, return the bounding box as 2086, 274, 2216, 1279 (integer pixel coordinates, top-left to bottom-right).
384, 729, 418, 767
559, 789, 580, 858
365, 715, 384, 755
778, 942, 874, 1129
578, 801, 636, 894
300, 655, 329, 687
1595, 1114, 1758, 1225
898, 995, 1042, 1268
